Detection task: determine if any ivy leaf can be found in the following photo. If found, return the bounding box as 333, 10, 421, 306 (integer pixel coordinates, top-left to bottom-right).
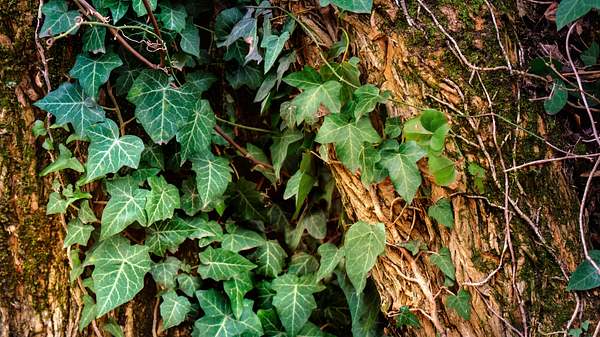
193, 289, 243, 337
127, 69, 194, 144
69, 51, 123, 98
315, 115, 381, 172
316, 243, 344, 281
150, 256, 181, 289
198, 247, 257, 281
396, 306, 420, 328
567, 250, 600, 290
157, 4, 187, 32
79, 295, 96, 332
89, 235, 151, 317
261, 32, 290, 73
270, 130, 304, 180
290, 81, 342, 125
223, 272, 253, 319
95, 0, 129, 22
145, 176, 181, 225
101, 176, 148, 239
40, 144, 84, 176
34, 82, 105, 137
40, 0, 81, 38
177, 273, 201, 297
336, 271, 382, 337
344, 221, 385, 293
191, 154, 232, 209
284, 169, 315, 214
82, 119, 144, 183
83, 25, 106, 54
352, 84, 386, 120
176, 100, 215, 164
229, 179, 266, 222
288, 252, 319, 276
428, 198, 454, 229
400, 240, 427, 256
555, 0, 593, 30
181, 178, 202, 216
544, 79, 568, 115
300, 210, 327, 240
160, 290, 192, 329
146, 217, 223, 256
359, 144, 386, 186
64, 218, 95, 247
103, 319, 124, 337
581, 42, 599, 66
220, 16, 257, 48
324, 0, 372, 13
78, 200, 98, 223
446, 289, 471, 320
238, 299, 264, 337
253, 240, 288, 278
381, 141, 426, 204
271, 273, 325, 336
430, 247, 455, 280
180, 21, 200, 57
226, 64, 263, 90
428, 154, 456, 186
222, 228, 266, 252
186, 71, 218, 95
257, 308, 283, 334
131, 0, 156, 16
284, 66, 322, 89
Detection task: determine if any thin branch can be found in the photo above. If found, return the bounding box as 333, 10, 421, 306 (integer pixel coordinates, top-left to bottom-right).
214, 125, 274, 170
504, 153, 600, 172
140, 0, 165, 67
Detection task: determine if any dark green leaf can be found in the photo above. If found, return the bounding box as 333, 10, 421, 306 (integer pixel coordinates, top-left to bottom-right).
446, 289, 471, 320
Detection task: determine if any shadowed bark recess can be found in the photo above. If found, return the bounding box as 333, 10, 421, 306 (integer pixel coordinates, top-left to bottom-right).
274, 0, 596, 336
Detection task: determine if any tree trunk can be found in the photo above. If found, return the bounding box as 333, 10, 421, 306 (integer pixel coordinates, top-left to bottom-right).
282, 0, 595, 336
0, 0, 596, 336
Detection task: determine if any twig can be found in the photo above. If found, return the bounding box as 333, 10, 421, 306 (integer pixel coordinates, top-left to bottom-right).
152, 296, 159, 337
140, 0, 165, 67
107, 82, 125, 136
215, 116, 274, 133
593, 319, 600, 337
214, 125, 274, 170
484, 0, 512, 73
504, 153, 600, 172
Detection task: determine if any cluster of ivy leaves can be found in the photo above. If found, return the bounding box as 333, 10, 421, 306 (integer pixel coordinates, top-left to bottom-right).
33, 0, 473, 335
532, 0, 600, 292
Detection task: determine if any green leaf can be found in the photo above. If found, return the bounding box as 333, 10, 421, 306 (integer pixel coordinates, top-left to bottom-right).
288, 252, 319, 276
89, 235, 151, 317
81, 119, 144, 183
315, 115, 381, 171
150, 256, 181, 289
95, 0, 129, 22
399, 240, 427, 256
180, 21, 200, 57
381, 141, 426, 204
300, 210, 327, 240
146, 217, 222, 255
336, 271, 381, 337
239, 299, 264, 337
430, 247, 455, 280
555, 0, 593, 30
262, 32, 290, 73
567, 250, 600, 290
396, 306, 420, 328
229, 179, 266, 222
198, 247, 256, 281
161, 290, 192, 329
140, 144, 164, 170
101, 176, 148, 239
145, 176, 181, 225
181, 178, 202, 216
186, 71, 218, 95
83, 25, 106, 54
253, 240, 287, 278
544, 79, 568, 115
344, 221, 385, 293
177, 273, 201, 297
78, 200, 98, 223
40, 0, 80, 38
127, 69, 194, 144
284, 66, 322, 89
257, 308, 284, 334
284, 168, 315, 213
316, 243, 344, 281
64, 218, 94, 247
271, 273, 325, 336
226, 64, 263, 90
352, 84, 386, 119
359, 144, 386, 186
103, 319, 124, 337
428, 198, 454, 229
270, 130, 304, 180
79, 295, 96, 332
176, 100, 215, 164
220, 16, 257, 47
193, 289, 243, 337
69, 51, 123, 98
446, 289, 471, 320
157, 4, 187, 33
40, 144, 84, 176
290, 81, 342, 125
324, 0, 373, 13
224, 272, 253, 319
581, 42, 599, 66
34, 82, 105, 136
192, 154, 232, 209
428, 154, 456, 186
222, 227, 266, 252
131, 0, 156, 16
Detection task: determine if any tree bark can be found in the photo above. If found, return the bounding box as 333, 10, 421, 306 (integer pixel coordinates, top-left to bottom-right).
282, 0, 596, 336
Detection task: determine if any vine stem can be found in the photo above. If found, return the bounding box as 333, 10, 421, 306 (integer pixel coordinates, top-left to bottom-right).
140, 0, 165, 67
214, 125, 274, 170
75, 0, 162, 70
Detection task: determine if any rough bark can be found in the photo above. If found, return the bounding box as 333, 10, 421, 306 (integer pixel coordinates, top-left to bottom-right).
281, 0, 595, 336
